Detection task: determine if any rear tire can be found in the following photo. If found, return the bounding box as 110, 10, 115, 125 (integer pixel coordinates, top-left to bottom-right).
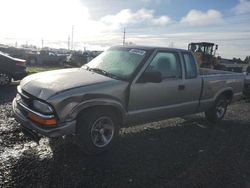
205, 95, 229, 123
76, 109, 120, 155
0, 72, 11, 86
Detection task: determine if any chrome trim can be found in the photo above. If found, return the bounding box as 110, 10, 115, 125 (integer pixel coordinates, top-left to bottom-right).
17, 86, 30, 99
18, 101, 55, 119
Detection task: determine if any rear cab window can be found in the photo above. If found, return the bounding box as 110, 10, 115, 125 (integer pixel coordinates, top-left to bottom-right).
182, 52, 197, 79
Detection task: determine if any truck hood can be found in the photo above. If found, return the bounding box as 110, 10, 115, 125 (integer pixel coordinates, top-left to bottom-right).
20, 68, 119, 100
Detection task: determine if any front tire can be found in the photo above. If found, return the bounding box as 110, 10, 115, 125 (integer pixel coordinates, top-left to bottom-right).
205, 95, 229, 123
0, 72, 11, 86
76, 109, 120, 155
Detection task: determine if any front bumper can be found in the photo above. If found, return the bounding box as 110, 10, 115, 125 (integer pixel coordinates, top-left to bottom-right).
12, 98, 76, 138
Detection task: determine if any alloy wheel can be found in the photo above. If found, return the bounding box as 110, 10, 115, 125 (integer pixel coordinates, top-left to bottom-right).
90, 116, 115, 148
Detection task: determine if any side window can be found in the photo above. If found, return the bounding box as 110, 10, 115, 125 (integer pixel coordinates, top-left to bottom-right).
146, 52, 182, 79
183, 53, 197, 79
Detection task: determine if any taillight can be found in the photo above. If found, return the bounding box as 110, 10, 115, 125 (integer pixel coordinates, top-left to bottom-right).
16, 61, 26, 67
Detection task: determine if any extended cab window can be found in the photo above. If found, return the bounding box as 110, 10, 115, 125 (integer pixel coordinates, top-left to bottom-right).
146, 51, 182, 79
182, 53, 197, 79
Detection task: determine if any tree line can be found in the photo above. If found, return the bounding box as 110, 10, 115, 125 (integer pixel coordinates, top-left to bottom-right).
231, 56, 250, 64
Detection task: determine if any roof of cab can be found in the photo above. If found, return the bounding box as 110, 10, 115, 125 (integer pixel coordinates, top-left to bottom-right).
111, 45, 190, 53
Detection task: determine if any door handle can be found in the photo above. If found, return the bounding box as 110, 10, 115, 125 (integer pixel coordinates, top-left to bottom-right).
178, 84, 185, 90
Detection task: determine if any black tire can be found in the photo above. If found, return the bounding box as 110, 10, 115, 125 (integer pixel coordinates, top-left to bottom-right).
76, 109, 120, 155
205, 95, 229, 123
0, 72, 11, 86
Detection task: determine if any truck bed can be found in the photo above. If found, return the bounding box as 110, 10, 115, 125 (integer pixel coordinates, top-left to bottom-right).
198, 68, 245, 112
199, 68, 238, 75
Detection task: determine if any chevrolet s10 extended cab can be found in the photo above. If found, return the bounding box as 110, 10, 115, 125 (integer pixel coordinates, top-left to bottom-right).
13, 46, 245, 154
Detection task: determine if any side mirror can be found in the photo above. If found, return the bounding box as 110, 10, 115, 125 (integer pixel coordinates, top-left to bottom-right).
138, 70, 162, 83
215, 45, 218, 50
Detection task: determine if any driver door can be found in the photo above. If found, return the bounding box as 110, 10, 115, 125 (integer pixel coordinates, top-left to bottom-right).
128, 50, 186, 124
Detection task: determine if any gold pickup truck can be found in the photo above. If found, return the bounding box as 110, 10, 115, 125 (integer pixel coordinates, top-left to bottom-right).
13, 46, 245, 154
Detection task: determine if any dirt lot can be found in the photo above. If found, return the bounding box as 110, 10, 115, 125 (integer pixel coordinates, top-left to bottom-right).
1, 83, 250, 188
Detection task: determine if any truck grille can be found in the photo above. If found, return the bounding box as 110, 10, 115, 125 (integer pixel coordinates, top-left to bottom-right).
19, 90, 33, 108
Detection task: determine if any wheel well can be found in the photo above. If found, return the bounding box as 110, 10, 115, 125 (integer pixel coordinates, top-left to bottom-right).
77, 105, 123, 124
220, 90, 233, 102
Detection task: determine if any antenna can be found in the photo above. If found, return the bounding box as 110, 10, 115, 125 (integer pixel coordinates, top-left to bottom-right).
123, 28, 126, 45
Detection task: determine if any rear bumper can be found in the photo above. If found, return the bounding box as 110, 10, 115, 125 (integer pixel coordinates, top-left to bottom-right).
12, 98, 76, 138
12, 71, 28, 81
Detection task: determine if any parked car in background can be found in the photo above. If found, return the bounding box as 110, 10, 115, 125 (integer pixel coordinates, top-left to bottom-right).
64, 51, 103, 67
0, 51, 27, 86
64, 51, 90, 67
27, 50, 67, 66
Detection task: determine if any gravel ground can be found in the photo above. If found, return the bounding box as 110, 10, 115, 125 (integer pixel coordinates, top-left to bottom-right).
1, 83, 250, 188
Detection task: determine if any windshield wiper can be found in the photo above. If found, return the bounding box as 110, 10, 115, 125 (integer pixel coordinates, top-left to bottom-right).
89, 67, 108, 75
89, 68, 121, 80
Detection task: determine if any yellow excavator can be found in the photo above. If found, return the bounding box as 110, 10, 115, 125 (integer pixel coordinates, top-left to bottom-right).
188, 42, 225, 70
188, 42, 250, 99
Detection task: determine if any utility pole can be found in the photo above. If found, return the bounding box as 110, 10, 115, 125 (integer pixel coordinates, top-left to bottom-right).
41, 39, 44, 49
71, 25, 74, 50
169, 42, 174, 48
68, 35, 70, 50
123, 28, 126, 45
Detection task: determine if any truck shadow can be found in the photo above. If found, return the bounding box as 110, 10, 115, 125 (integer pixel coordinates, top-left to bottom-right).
9, 117, 250, 188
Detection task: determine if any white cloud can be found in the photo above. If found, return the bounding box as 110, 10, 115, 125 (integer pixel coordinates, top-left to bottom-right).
127, 31, 250, 59
100, 8, 171, 30
139, 0, 168, 4
233, 0, 250, 14
0, 0, 249, 59
181, 9, 223, 26
0, 0, 90, 40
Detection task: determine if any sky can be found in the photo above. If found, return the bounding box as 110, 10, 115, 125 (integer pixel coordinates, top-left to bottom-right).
0, 0, 250, 59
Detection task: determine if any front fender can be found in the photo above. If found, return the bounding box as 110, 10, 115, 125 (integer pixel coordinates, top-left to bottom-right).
70, 98, 128, 124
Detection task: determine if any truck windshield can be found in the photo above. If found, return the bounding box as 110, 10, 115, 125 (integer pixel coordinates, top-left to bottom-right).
83, 48, 148, 81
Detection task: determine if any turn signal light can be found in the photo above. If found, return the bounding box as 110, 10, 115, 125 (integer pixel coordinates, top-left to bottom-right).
27, 112, 57, 126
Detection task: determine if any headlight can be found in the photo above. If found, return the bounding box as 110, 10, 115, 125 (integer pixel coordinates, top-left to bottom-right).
33, 100, 53, 114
